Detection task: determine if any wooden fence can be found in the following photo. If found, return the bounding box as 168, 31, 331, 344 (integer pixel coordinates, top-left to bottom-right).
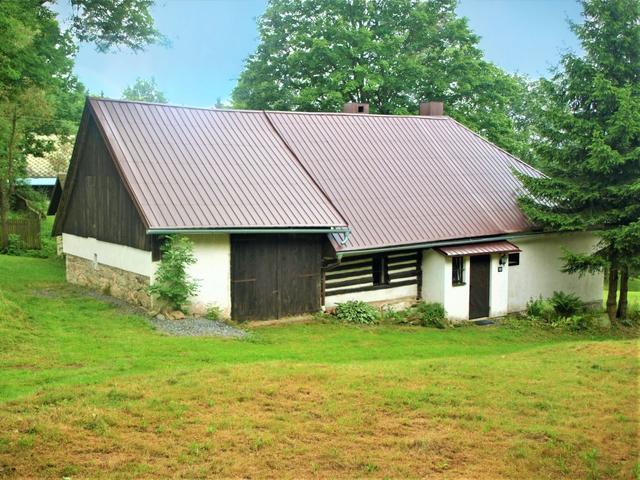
2, 217, 41, 249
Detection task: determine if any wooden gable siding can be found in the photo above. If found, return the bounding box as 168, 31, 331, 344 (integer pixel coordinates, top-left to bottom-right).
62, 114, 151, 251
323, 251, 422, 298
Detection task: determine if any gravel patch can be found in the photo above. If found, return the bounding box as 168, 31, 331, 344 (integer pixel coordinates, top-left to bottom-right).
149, 316, 247, 338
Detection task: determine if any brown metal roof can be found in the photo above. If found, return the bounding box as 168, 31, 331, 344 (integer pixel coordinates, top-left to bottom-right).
88, 98, 348, 231
266, 111, 540, 252
84, 98, 540, 251
437, 241, 521, 257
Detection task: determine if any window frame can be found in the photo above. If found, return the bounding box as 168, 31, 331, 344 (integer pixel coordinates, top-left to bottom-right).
452, 256, 465, 286
508, 253, 520, 266
372, 254, 390, 286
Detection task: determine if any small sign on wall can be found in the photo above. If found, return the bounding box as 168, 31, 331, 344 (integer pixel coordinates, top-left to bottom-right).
498, 266, 503, 272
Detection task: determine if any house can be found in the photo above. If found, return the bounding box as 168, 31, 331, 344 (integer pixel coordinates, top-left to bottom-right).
52, 98, 603, 321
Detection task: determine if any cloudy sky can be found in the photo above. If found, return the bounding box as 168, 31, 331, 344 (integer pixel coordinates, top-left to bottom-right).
55, 0, 583, 107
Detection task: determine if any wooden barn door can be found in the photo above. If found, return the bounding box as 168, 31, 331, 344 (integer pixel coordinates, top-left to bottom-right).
231, 234, 321, 321
469, 255, 491, 319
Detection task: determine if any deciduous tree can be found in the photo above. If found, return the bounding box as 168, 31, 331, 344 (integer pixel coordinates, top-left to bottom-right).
233, 0, 532, 159
122, 77, 167, 103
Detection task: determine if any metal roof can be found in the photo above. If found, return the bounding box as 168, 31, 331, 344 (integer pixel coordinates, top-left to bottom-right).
266, 111, 540, 251
88, 98, 348, 231
84, 98, 540, 251
437, 241, 521, 257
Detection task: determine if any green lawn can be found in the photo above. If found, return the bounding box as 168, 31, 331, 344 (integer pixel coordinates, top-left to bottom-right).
0, 256, 638, 479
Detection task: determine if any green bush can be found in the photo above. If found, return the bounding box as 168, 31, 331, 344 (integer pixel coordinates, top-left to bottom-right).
410, 302, 447, 328
206, 305, 223, 321
525, 296, 556, 322
335, 301, 379, 325
549, 291, 584, 317
380, 302, 448, 328
149, 236, 200, 312
551, 314, 596, 331
6, 234, 25, 256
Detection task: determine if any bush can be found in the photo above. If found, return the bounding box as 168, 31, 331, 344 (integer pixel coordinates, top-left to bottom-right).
525, 296, 556, 323
206, 305, 223, 321
549, 291, 584, 317
551, 314, 596, 331
6, 234, 25, 256
149, 235, 199, 312
410, 302, 447, 328
335, 301, 379, 325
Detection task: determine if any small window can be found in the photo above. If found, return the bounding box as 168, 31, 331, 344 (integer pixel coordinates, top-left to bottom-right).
508, 253, 520, 266
372, 254, 389, 286
452, 256, 465, 286
357, 105, 365, 113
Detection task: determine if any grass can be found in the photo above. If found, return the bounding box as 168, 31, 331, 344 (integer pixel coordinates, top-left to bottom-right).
0, 256, 638, 479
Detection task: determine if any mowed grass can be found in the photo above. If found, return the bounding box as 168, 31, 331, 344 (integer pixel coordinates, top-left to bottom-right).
0, 257, 638, 479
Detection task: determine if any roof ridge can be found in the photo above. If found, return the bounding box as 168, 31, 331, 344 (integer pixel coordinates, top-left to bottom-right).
446, 116, 543, 175
88, 97, 448, 120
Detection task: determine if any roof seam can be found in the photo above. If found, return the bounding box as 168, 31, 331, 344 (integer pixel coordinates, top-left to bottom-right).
262, 110, 349, 229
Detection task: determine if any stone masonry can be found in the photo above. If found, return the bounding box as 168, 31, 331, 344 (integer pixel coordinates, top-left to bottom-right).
66, 254, 153, 310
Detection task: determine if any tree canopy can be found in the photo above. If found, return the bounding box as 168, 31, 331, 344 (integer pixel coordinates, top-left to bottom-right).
0, 0, 162, 250
518, 0, 639, 321
122, 77, 168, 103
232, 0, 532, 159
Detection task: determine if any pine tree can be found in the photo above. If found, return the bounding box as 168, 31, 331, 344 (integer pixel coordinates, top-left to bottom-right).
518, 0, 639, 322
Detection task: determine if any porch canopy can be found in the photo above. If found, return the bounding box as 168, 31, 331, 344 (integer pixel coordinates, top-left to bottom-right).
437, 240, 521, 257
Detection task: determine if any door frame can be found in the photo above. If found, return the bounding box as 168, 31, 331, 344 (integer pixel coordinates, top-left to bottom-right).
468, 254, 491, 319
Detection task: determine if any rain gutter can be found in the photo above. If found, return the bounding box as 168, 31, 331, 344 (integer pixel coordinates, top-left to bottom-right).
147, 227, 351, 235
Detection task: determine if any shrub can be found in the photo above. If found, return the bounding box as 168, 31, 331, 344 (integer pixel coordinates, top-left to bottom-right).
551, 314, 596, 331
149, 235, 199, 312
411, 302, 447, 328
6, 234, 25, 256
549, 291, 583, 317
525, 296, 556, 323
335, 301, 379, 325
206, 305, 223, 321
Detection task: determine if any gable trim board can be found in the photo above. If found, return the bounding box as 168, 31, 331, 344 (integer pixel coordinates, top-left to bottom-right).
55, 98, 601, 320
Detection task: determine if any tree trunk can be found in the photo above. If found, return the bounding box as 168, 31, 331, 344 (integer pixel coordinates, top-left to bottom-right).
616, 265, 628, 320
606, 266, 618, 323
0, 187, 7, 251
1, 108, 17, 251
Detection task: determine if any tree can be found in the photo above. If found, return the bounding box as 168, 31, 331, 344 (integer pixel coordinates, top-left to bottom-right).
517, 0, 639, 322
0, 88, 51, 248
122, 77, 168, 103
0, 0, 162, 250
232, 0, 532, 159
54, 0, 163, 52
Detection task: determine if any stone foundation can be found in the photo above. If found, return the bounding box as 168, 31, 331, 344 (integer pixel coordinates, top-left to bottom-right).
66, 254, 152, 310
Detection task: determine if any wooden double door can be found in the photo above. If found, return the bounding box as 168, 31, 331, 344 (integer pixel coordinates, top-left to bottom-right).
230, 234, 322, 321
469, 255, 491, 319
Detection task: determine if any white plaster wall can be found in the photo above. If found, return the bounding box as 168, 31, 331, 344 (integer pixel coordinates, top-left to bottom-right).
324, 284, 417, 308
508, 232, 603, 312
490, 254, 509, 317
421, 249, 445, 304
177, 234, 231, 317
62, 233, 154, 277
443, 256, 470, 321
64, 233, 232, 316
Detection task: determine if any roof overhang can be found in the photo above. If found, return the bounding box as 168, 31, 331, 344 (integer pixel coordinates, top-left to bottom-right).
436, 240, 521, 257
335, 232, 538, 259
146, 227, 350, 235
22, 177, 56, 186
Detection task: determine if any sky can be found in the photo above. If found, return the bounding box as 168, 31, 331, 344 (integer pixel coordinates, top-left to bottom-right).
55, 0, 583, 108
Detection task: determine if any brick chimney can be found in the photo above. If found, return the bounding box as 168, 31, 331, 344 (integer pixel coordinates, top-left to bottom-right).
343, 102, 369, 114
419, 101, 444, 116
